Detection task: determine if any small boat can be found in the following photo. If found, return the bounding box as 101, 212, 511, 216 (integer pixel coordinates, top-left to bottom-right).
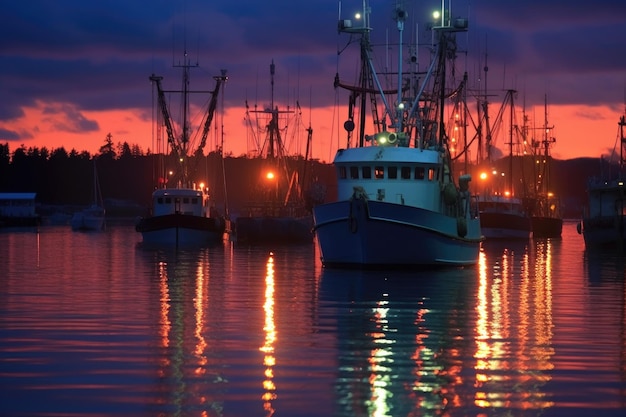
577, 114, 626, 249
529, 194, 562, 238
233, 60, 316, 244
313, 2, 483, 267
136, 187, 226, 245
477, 194, 532, 239
70, 159, 105, 231
135, 54, 227, 246
476, 90, 532, 240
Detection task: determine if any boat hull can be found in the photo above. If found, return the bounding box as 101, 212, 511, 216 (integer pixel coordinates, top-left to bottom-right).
70, 215, 105, 231
480, 212, 532, 239
313, 199, 482, 268
136, 213, 225, 245
531, 216, 563, 238
235, 215, 313, 244
70, 206, 105, 231
580, 215, 626, 249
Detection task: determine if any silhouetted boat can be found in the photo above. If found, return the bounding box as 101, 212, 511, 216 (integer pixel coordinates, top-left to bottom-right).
135, 55, 227, 246
233, 60, 317, 244
528, 95, 562, 238
71, 158, 105, 231
477, 90, 532, 239
313, 1, 482, 267
577, 113, 626, 249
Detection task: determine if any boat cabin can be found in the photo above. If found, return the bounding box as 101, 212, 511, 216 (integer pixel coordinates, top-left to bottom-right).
151, 188, 209, 217
333, 147, 443, 209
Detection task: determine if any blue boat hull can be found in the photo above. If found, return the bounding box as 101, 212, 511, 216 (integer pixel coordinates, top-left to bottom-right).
313, 199, 482, 267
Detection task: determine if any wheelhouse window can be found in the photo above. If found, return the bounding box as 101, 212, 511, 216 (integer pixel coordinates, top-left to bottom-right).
191, 198, 198, 204
375, 166, 384, 179
401, 166, 411, 179
165, 197, 172, 204
183, 198, 190, 204
415, 167, 425, 180
339, 166, 347, 179
428, 168, 436, 180
362, 166, 372, 179
350, 166, 359, 179
388, 166, 397, 179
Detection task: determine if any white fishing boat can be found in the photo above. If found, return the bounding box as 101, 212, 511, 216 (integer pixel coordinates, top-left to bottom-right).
577, 113, 626, 249
71, 159, 105, 231
313, 1, 483, 267
135, 55, 227, 246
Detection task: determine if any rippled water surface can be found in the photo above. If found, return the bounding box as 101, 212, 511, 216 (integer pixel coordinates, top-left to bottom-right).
1, 221, 624, 416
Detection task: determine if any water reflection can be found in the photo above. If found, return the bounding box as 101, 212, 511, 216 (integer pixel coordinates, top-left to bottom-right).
3, 225, 625, 415
319, 238, 561, 416
475, 240, 555, 411
319, 267, 477, 416
138, 245, 228, 416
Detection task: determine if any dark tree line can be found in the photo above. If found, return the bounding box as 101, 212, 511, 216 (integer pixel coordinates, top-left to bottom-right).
1, 140, 156, 209
3, 137, 599, 220
0, 140, 337, 217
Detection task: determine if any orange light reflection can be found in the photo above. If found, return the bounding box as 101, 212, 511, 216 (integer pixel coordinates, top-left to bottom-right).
260, 253, 277, 416
475, 244, 555, 410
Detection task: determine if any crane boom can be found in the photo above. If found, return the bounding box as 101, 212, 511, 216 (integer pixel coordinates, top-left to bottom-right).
149, 74, 181, 157
198, 69, 228, 155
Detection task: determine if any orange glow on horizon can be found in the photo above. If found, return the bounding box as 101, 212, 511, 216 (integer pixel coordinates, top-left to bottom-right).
1, 101, 622, 163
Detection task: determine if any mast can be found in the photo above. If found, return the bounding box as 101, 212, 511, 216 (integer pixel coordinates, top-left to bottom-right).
508, 89, 516, 195
483, 51, 492, 162
150, 51, 224, 188
542, 94, 555, 194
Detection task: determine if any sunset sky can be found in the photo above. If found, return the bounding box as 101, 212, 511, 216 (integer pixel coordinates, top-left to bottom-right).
2, 0, 625, 163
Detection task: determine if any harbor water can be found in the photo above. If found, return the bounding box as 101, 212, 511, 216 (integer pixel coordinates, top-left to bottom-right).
1, 221, 624, 416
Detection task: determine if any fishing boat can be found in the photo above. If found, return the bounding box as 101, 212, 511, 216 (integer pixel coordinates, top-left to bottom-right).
577, 113, 626, 249
476, 89, 532, 240
528, 95, 562, 238
70, 159, 105, 231
233, 60, 316, 244
313, 1, 483, 267
135, 55, 227, 246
